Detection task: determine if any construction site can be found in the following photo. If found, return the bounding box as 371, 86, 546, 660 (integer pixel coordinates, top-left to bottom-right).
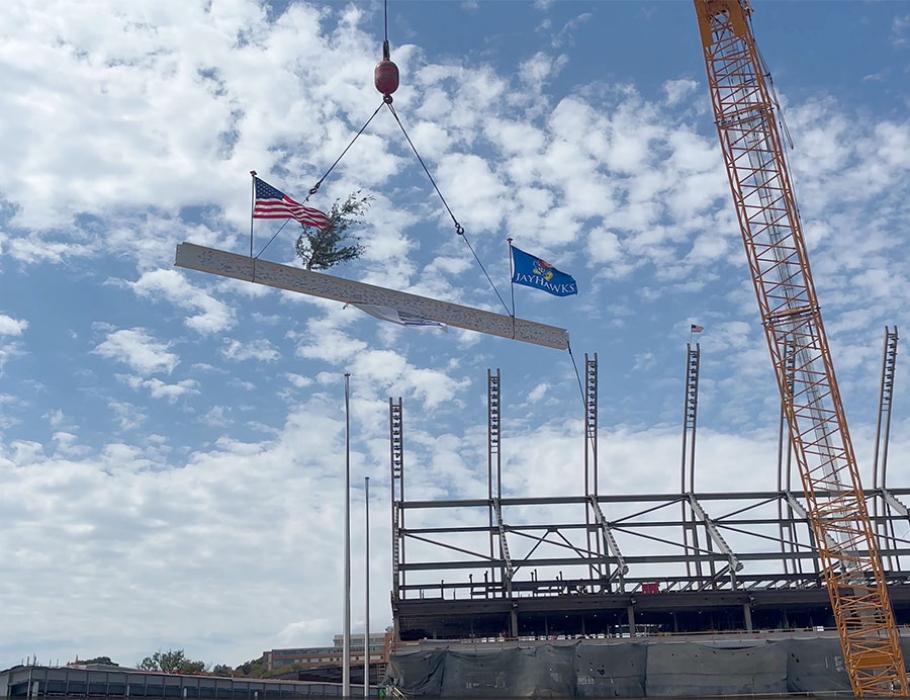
3, 0, 908, 698
383, 331, 907, 696
169, 1, 910, 696
374, 1, 910, 697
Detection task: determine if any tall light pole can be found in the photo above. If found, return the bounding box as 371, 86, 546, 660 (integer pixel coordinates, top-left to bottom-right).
364, 476, 371, 698
343, 373, 352, 697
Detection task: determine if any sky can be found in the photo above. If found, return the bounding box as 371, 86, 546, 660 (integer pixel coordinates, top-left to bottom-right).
2, 0, 910, 669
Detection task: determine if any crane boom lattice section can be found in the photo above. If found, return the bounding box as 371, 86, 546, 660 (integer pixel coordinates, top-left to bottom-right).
694, 1, 907, 694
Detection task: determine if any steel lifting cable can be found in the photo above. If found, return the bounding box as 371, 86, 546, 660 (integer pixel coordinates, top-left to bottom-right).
566, 342, 587, 411
306, 100, 386, 200
384, 101, 513, 317
254, 100, 386, 260
257, 0, 514, 321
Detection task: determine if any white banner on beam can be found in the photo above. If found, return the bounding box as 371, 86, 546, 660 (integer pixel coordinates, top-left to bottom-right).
174, 243, 570, 350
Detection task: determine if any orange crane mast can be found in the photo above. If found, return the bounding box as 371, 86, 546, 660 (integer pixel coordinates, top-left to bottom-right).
693, 1, 907, 695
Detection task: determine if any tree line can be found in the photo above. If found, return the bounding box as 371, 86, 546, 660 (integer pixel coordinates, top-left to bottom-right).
73, 650, 268, 678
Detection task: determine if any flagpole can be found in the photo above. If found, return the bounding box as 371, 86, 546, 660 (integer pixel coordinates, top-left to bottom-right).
364, 475, 370, 698
507, 238, 517, 339
343, 373, 352, 698
249, 171, 257, 260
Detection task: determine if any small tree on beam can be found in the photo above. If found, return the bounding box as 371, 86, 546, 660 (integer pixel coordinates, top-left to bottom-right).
295, 191, 372, 270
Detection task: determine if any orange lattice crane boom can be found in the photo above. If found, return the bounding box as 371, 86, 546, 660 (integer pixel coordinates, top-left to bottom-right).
693, 1, 907, 695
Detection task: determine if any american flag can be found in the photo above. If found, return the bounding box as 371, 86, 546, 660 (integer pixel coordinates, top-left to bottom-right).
253, 177, 331, 230
690, 324, 704, 333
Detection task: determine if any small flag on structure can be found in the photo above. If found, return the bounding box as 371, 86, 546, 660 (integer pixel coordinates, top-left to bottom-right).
253, 176, 331, 230
690, 324, 704, 333
511, 246, 577, 298
350, 304, 447, 330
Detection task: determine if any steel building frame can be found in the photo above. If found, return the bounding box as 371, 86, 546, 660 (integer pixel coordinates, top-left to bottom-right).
389, 340, 910, 641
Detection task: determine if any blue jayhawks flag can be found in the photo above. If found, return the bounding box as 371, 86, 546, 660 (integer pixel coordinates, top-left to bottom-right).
511, 246, 578, 297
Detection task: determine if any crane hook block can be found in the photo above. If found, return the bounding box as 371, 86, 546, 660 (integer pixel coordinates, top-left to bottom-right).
375, 58, 399, 97
375, 40, 399, 98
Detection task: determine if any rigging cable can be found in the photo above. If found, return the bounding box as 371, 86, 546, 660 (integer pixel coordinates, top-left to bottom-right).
385, 101, 513, 317
255, 0, 517, 322
254, 100, 386, 260
307, 100, 387, 200
566, 342, 587, 411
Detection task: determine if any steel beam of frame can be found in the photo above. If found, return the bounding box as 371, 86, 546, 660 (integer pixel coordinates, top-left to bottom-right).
389, 398, 405, 604
584, 353, 599, 498
487, 369, 501, 586
399, 487, 910, 510
882, 491, 910, 519
873, 327, 899, 491
175, 243, 569, 349
416, 488, 910, 510
873, 327, 899, 571
398, 571, 838, 594
403, 510, 910, 536
493, 499, 513, 597
584, 353, 600, 580
681, 343, 701, 494
786, 491, 837, 558
777, 340, 799, 575
882, 489, 910, 572
589, 496, 628, 591
399, 547, 910, 572
689, 495, 743, 576
680, 343, 701, 580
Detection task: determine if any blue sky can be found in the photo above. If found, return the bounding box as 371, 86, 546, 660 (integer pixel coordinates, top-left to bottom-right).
1, 0, 910, 668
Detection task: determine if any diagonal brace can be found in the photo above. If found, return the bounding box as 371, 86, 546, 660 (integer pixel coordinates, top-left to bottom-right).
689, 495, 743, 573
589, 496, 629, 578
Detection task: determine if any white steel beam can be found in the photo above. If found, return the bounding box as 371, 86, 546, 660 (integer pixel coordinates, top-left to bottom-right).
688, 495, 743, 573
589, 496, 629, 578
175, 243, 569, 350
786, 491, 839, 552
883, 489, 910, 519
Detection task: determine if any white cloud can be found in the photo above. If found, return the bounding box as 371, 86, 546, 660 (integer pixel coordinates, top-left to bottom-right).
296, 329, 368, 364
122, 375, 200, 403
663, 78, 698, 106
94, 328, 178, 376
632, 352, 656, 372
436, 153, 508, 233
548, 12, 593, 49
0, 313, 28, 336
286, 373, 314, 389
200, 406, 231, 428
587, 228, 623, 264
519, 51, 568, 89
45, 409, 65, 428
129, 269, 235, 335
0, 342, 24, 374
0, 397, 364, 665
528, 382, 550, 402
0, 1, 399, 232
108, 400, 146, 431
349, 350, 470, 410
222, 338, 281, 363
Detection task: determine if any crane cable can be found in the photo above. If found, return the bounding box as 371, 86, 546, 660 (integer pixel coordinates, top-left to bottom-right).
260, 0, 513, 318
254, 101, 385, 260
384, 101, 512, 317
566, 342, 587, 411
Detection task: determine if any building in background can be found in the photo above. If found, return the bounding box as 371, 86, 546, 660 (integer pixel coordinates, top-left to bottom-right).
262, 632, 390, 684
0, 664, 376, 698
